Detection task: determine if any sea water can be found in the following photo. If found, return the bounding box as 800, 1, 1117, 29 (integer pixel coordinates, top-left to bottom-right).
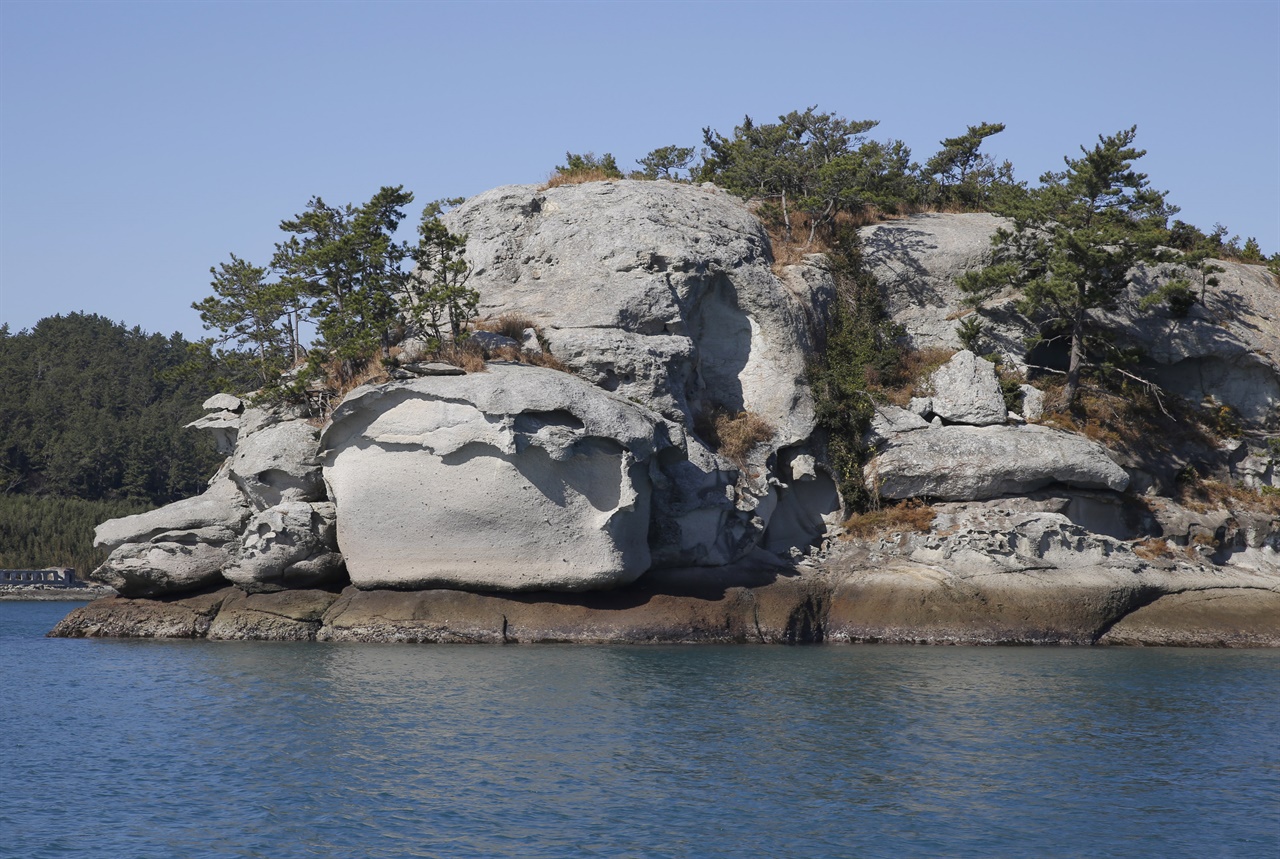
2, 601, 1277, 859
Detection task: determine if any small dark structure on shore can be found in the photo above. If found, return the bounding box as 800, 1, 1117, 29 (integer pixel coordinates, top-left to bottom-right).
0, 567, 77, 587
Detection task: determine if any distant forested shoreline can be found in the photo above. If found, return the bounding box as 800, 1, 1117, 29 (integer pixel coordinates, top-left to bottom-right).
0, 313, 243, 571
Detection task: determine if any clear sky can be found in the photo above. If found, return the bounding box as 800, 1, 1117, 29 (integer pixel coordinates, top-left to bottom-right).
2, 0, 1277, 340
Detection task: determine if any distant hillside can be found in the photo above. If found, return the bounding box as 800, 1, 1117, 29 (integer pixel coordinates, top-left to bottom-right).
0, 313, 245, 571
0, 312, 233, 503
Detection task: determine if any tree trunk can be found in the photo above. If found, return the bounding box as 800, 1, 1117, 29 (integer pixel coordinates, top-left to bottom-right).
1064, 309, 1085, 405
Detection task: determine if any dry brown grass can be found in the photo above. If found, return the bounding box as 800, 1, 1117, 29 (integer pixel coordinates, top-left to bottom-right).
1189, 531, 1220, 549
759, 209, 905, 275
542, 169, 619, 189
871, 347, 957, 407
475, 312, 539, 342
1175, 473, 1280, 515
843, 499, 936, 541
1133, 537, 1173, 560
1037, 377, 1219, 460
695, 409, 775, 467
523, 350, 570, 372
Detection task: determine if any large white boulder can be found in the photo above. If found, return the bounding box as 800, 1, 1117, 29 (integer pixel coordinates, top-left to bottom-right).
321, 364, 675, 591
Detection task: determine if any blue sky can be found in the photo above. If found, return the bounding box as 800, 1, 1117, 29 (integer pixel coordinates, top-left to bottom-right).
2, 0, 1277, 340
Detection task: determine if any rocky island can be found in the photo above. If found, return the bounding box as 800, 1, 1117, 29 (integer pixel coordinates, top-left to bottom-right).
53, 179, 1280, 646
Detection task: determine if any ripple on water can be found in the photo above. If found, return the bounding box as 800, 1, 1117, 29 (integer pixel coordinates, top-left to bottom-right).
2, 602, 1278, 858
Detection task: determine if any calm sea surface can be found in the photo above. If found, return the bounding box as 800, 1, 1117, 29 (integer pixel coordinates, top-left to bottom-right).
2, 601, 1277, 859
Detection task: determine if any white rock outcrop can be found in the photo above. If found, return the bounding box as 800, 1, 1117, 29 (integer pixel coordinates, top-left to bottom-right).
866, 424, 1130, 501
1110, 260, 1280, 426
320, 364, 673, 592
860, 213, 1280, 429
859, 213, 1025, 359
445, 180, 833, 445
91, 473, 252, 596
91, 403, 340, 597
228, 410, 325, 510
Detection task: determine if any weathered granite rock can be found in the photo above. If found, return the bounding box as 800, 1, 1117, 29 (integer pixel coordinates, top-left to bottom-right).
1020, 384, 1045, 421
203, 393, 244, 412
1110, 259, 1280, 427
92, 539, 235, 597
400, 361, 467, 377
229, 412, 324, 510
469, 330, 520, 351
445, 180, 833, 448
866, 424, 1129, 500
90, 474, 252, 596
89, 404, 331, 597
927, 350, 1007, 426
321, 364, 675, 592
859, 213, 1026, 359
221, 501, 345, 592
94, 475, 249, 550
183, 395, 246, 455
860, 213, 1280, 429
542, 328, 696, 423
865, 404, 930, 446
826, 509, 1280, 645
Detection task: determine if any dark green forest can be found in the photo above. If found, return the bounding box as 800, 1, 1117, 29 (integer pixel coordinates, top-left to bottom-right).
0, 313, 237, 572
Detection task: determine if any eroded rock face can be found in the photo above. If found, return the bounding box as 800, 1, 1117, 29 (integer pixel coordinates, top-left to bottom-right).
89, 404, 336, 598
860, 213, 1280, 429
437, 180, 842, 570
859, 213, 1025, 358
229, 409, 325, 510
866, 424, 1129, 501
222, 501, 345, 593
1110, 260, 1280, 427
321, 364, 674, 591
91, 474, 252, 596
446, 180, 834, 446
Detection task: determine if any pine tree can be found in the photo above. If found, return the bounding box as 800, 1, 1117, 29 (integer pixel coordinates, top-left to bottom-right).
406, 199, 477, 344
193, 254, 294, 386
271, 186, 414, 384
924, 121, 1016, 209
958, 126, 1177, 405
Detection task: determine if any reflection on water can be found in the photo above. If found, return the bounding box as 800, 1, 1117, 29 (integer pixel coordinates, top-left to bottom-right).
3, 602, 1277, 858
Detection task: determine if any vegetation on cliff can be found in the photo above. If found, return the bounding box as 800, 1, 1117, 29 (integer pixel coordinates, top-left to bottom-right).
196, 189, 480, 403
957, 126, 1178, 405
